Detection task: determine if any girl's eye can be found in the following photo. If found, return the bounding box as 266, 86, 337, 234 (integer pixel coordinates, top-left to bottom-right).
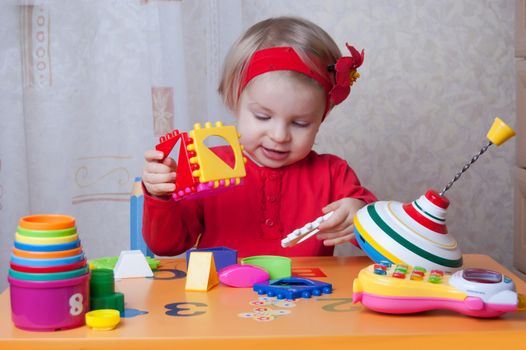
254, 114, 270, 121
293, 121, 310, 128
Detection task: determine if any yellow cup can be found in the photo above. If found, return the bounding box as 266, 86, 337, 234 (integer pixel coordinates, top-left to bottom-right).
486, 117, 516, 146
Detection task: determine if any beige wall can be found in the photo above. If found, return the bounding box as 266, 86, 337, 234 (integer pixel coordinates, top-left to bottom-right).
515, 0, 526, 272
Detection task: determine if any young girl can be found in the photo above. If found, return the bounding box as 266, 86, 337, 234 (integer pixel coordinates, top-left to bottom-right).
142, 16, 376, 257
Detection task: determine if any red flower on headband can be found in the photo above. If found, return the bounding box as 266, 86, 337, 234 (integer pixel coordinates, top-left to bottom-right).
329, 43, 365, 106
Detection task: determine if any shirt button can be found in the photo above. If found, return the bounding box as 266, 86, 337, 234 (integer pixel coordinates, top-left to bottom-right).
268, 174, 279, 180
267, 196, 276, 202
265, 219, 274, 227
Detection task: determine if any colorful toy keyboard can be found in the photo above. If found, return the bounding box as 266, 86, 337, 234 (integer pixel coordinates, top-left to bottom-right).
352, 263, 525, 318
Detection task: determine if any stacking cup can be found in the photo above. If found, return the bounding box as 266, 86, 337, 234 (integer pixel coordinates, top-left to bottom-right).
8, 214, 89, 331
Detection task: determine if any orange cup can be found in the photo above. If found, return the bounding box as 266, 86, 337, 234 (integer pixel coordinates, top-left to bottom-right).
19, 215, 76, 230
12, 247, 82, 259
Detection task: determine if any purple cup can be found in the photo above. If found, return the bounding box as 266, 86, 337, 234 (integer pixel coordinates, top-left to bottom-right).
8, 273, 90, 331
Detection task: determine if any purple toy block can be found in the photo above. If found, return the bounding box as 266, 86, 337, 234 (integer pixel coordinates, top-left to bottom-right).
185, 246, 237, 272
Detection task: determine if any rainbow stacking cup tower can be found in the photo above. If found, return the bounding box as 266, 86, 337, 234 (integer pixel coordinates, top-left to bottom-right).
354, 117, 516, 272
8, 214, 90, 331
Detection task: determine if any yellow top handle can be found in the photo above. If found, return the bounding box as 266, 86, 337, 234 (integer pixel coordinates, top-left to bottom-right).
487, 117, 516, 146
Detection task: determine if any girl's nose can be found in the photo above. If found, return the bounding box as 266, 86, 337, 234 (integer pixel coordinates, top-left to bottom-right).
269, 123, 291, 143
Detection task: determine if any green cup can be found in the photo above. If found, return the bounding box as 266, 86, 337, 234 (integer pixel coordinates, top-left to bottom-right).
90, 292, 125, 314
90, 269, 115, 297
240, 255, 291, 280
17, 226, 77, 238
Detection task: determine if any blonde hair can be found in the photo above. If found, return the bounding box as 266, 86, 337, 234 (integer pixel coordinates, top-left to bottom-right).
218, 16, 342, 112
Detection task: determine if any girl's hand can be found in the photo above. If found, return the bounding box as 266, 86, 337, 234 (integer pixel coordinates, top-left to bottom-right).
142, 150, 177, 198
317, 198, 367, 246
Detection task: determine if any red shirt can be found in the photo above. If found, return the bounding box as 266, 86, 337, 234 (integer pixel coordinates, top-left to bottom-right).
142, 149, 376, 257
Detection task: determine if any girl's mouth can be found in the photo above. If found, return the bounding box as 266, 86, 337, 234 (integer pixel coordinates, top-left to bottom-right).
261, 146, 289, 161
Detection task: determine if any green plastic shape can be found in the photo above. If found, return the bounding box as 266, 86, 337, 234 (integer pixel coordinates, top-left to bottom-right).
240, 255, 292, 280
89, 256, 160, 271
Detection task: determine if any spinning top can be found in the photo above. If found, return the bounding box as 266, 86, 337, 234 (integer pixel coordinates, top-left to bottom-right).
354, 118, 515, 272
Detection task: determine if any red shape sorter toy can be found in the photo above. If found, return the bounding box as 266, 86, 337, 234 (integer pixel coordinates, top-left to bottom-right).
155, 121, 247, 201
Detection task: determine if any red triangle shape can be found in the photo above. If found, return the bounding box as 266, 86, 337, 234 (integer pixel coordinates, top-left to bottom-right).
155, 130, 182, 160
175, 133, 199, 193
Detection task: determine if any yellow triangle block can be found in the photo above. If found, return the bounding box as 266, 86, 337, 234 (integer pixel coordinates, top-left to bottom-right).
185, 252, 219, 292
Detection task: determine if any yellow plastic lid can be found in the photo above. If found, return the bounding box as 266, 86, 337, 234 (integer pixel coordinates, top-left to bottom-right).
85, 309, 121, 331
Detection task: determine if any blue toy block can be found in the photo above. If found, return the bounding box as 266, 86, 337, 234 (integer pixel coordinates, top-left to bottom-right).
253, 277, 333, 300
130, 177, 154, 258
185, 246, 237, 272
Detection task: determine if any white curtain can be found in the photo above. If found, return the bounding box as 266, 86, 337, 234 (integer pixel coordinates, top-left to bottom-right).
0, 0, 243, 290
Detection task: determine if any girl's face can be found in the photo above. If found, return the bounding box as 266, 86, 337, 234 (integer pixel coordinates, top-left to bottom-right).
236, 73, 326, 168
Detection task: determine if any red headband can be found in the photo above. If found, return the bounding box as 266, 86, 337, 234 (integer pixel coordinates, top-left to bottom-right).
239, 44, 364, 118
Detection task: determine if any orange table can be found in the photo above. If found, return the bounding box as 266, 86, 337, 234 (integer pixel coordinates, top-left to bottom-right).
1, 254, 525, 349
